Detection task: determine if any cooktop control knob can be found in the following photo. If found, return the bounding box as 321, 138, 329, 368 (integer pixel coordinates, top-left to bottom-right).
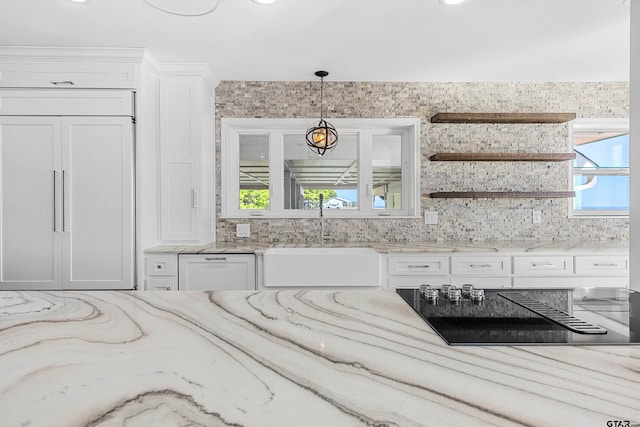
462, 283, 474, 296
470, 288, 485, 302
419, 284, 439, 303
448, 288, 462, 303
441, 284, 453, 295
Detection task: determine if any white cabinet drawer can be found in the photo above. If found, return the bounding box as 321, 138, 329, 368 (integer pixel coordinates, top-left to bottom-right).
0, 61, 137, 89
575, 255, 629, 276
450, 277, 512, 289
451, 256, 510, 275
388, 276, 450, 289
388, 255, 449, 276
146, 277, 176, 291
0, 90, 133, 116
145, 255, 177, 277
513, 256, 573, 276
179, 254, 256, 291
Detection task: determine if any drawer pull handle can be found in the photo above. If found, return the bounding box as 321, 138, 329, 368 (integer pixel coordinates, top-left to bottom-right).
50, 80, 75, 86
205, 257, 227, 261
408, 264, 431, 269
532, 263, 556, 268
470, 264, 493, 268
593, 263, 619, 267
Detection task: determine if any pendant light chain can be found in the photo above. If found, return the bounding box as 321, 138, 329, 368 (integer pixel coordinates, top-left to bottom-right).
319, 75, 324, 119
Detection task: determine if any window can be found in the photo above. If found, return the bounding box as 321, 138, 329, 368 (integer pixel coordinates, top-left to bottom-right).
571, 118, 629, 217
221, 118, 420, 218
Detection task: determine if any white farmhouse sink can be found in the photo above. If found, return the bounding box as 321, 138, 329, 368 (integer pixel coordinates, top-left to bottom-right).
262, 247, 381, 288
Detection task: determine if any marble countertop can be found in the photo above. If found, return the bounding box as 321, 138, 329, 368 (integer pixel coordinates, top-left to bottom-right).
1, 290, 638, 426
145, 240, 629, 255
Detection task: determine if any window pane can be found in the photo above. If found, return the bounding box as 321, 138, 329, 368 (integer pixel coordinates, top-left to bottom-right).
239, 134, 270, 209
283, 133, 358, 210
573, 133, 629, 167
372, 134, 402, 210
573, 174, 629, 211
573, 131, 629, 213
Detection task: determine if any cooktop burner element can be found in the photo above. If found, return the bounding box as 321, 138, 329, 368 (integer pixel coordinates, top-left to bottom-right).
396, 287, 639, 346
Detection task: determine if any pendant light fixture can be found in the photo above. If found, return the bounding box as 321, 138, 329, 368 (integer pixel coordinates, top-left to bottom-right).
306, 71, 338, 156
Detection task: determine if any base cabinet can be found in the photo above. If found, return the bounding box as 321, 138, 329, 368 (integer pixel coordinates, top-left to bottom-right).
178, 254, 256, 290
386, 252, 628, 289
145, 254, 178, 290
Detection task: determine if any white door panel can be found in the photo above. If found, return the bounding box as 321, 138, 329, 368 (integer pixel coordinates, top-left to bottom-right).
0, 117, 62, 289
62, 116, 134, 289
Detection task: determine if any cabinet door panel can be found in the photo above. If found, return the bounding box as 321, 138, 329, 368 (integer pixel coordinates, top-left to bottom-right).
160, 78, 199, 241
62, 116, 134, 289
0, 61, 137, 89
388, 255, 449, 276
451, 256, 511, 275
0, 117, 62, 289
178, 255, 256, 290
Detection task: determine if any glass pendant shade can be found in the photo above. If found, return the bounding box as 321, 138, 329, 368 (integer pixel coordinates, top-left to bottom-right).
305, 71, 338, 156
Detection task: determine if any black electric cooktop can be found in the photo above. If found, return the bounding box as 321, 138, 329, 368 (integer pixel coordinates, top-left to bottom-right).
396, 286, 639, 346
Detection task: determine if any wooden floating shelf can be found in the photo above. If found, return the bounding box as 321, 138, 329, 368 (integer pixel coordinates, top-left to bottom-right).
429, 191, 576, 199
429, 153, 576, 162
430, 113, 577, 124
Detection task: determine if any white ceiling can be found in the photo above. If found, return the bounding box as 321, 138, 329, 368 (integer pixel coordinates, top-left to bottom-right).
0, 0, 630, 82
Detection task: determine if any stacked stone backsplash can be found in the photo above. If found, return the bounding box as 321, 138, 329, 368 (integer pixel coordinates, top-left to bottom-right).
215, 81, 629, 243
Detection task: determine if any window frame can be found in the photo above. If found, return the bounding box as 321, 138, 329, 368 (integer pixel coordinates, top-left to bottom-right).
221, 118, 421, 219
569, 118, 629, 218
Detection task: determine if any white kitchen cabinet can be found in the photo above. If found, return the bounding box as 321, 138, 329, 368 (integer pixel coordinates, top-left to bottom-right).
388, 255, 449, 276
450, 276, 511, 289
0, 117, 62, 289
0, 89, 134, 116
178, 254, 256, 290
145, 254, 178, 290
513, 255, 573, 276
159, 75, 215, 243
574, 255, 629, 276
387, 254, 449, 288
451, 256, 511, 276
0, 113, 134, 290
0, 57, 137, 89
0, 47, 221, 288
449, 255, 512, 289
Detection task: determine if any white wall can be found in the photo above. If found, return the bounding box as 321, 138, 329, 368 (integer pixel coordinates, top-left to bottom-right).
631, 1, 639, 291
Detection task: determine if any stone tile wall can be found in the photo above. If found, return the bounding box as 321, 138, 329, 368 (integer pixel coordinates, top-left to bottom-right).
215, 81, 629, 243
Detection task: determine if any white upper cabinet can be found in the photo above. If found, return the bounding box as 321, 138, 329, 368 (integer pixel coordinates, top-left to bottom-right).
0, 47, 141, 89
159, 73, 216, 243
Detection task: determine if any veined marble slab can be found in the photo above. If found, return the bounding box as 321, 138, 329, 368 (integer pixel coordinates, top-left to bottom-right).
1, 290, 638, 426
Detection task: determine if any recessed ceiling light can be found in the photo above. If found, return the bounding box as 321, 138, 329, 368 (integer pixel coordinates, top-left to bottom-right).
67, 0, 88, 3
440, 0, 466, 5
253, 0, 276, 4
